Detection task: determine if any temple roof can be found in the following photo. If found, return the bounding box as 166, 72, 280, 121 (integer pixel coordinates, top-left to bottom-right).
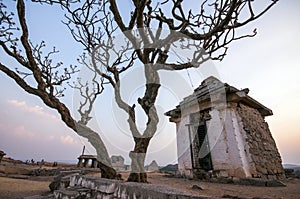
165, 76, 272, 120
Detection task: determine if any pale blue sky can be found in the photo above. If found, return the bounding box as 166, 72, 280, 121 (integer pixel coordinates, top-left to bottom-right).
0, 0, 299, 166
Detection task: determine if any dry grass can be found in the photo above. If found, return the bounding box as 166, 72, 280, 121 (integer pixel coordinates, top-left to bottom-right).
0, 177, 51, 198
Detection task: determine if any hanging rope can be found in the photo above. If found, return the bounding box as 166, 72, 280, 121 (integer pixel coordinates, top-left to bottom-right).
186, 68, 194, 89
170, 48, 195, 90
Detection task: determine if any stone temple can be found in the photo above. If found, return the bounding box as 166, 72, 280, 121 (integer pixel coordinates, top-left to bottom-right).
165, 76, 285, 180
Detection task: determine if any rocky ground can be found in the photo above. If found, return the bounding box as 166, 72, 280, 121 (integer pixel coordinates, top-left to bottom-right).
0, 158, 299, 199
148, 173, 300, 199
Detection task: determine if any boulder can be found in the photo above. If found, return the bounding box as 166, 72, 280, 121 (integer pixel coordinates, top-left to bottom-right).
145, 160, 159, 172
111, 155, 125, 171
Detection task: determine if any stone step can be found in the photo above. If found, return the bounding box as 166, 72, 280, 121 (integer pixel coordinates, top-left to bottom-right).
70, 175, 118, 195
54, 185, 121, 199
54, 186, 92, 199
54, 189, 82, 199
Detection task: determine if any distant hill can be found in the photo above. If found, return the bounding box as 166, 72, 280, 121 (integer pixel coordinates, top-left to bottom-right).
283, 164, 300, 178
160, 164, 178, 174
53, 160, 77, 164
283, 164, 300, 169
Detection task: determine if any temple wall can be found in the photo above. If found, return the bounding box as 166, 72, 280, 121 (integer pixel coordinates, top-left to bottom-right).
175, 102, 284, 180
206, 108, 253, 178
176, 114, 193, 178
234, 103, 285, 179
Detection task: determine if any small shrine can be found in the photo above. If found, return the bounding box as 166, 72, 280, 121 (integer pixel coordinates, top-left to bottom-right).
165, 77, 285, 180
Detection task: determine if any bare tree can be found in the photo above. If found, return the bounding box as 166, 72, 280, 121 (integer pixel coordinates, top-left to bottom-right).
3, 0, 277, 183
47, 0, 276, 182
0, 0, 117, 179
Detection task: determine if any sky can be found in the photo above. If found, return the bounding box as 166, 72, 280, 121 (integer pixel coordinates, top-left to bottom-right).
0, 0, 299, 166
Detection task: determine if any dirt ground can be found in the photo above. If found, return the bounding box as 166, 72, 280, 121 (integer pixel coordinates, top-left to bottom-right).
1, 173, 298, 199
114, 172, 300, 199
147, 173, 300, 199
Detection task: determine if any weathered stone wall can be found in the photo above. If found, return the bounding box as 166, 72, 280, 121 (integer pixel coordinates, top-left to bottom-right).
235, 103, 285, 180
208, 108, 253, 178
175, 103, 284, 180
54, 174, 211, 199
176, 106, 254, 179
176, 114, 194, 178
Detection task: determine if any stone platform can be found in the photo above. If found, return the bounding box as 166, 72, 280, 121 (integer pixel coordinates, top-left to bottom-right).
54, 174, 216, 199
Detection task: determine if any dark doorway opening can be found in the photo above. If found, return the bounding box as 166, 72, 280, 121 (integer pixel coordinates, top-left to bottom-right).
195, 124, 213, 171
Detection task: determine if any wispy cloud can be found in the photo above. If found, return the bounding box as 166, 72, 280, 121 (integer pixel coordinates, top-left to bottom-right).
7, 99, 59, 122
60, 135, 78, 145
47, 135, 56, 141
13, 125, 34, 138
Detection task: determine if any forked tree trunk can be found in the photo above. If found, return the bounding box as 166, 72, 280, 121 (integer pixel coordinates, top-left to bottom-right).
127, 137, 151, 183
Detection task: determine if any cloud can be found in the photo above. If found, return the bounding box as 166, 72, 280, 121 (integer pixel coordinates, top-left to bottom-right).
60, 135, 77, 145
7, 99, 59, 122
47, 135, 56, 141
13, 125, 34, 138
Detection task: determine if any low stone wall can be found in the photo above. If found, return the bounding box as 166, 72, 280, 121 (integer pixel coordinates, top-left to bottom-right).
54, 174, 216, 199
